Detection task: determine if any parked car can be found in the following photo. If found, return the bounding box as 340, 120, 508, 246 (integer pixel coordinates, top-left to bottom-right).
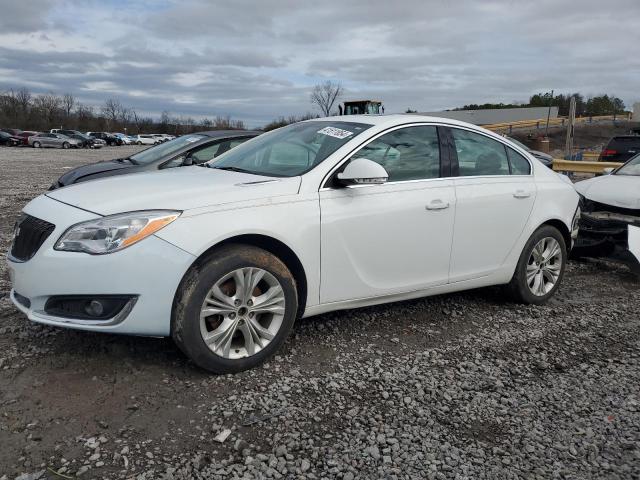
113, 133, 133, 145
87, 132, 123, 146
131, 134, 159, 145
7, 115, 580, 374
599, 135, 640, 162
0, 131, 21, 146
16, 131, 39, 146
505, 136, 554, 168
68, 133, 104, 149
51, 130, 260, 188
28, 133, 82, 149
573, 153, 640, 274
51, 129, 83, 136
150, 134, 168, 143
1, 128, 22, 136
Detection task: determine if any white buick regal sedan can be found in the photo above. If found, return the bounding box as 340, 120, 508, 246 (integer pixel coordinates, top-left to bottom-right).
7, 115, 580, 373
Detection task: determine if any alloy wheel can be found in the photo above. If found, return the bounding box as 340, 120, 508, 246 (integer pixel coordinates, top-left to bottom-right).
526, 237, 562, 296
199, 267, 286, 359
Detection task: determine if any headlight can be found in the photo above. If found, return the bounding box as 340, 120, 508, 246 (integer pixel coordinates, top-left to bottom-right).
55, 210, 181, 254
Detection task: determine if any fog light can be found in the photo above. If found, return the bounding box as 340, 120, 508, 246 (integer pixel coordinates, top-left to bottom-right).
85, 299, 105, 317
44, 295, 136, 320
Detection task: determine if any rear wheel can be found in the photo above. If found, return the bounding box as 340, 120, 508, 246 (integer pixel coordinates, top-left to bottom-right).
62, 142, 70, 149
137, 141, 142, 145
33, 141, 41, 148
172, 245, 298, 374
507, 225, 567, 304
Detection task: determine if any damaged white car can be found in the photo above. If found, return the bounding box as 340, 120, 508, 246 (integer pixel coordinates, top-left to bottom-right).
573, 154, 640, 275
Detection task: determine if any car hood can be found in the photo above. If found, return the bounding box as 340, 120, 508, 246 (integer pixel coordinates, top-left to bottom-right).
574, 174, 640, 209
56, 160, 134, 186
46, 166, 301, 215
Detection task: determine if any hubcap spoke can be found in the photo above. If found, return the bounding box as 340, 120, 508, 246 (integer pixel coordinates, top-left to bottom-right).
248, 316, 276, 341
238, 322, 256, 356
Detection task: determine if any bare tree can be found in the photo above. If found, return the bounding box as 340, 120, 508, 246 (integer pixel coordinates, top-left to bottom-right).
130, 109, 141, 133
62, 93, 75, 118
102, 98, 123, 129
310, 80, 343, 117
16, 88, 31, 117
33, 93, 62, 128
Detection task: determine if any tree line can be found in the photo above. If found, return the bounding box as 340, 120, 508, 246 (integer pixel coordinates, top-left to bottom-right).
0, 88, 246, 134
453, 92, 626, 117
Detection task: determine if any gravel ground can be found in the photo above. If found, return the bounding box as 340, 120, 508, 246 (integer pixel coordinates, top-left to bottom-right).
0, 145, 639, 480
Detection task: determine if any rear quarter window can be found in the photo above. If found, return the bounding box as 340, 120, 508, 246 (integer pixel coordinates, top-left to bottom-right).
506, 147, 531, 175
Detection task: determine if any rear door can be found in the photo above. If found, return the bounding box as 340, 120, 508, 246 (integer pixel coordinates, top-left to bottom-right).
446, 127, 536, 282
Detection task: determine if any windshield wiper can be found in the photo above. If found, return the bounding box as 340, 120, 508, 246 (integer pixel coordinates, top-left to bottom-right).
211, 166, 256, 175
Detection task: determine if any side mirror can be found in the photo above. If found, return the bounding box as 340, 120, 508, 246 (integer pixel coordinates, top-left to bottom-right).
337, 158, 388, 185
603, 167, 614, 174
182, 155, 194, 166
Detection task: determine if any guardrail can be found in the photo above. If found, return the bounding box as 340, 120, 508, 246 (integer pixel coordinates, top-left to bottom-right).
484, 114, 629, 133
552, 159, 623, 174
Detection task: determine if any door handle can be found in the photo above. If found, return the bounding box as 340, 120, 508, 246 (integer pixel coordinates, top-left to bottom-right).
513, 190, 531, 199
426, 200, 450, 210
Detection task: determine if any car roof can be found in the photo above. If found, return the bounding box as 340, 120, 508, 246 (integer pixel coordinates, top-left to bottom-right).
308, 113, 496, 130
195, 130, 261, 139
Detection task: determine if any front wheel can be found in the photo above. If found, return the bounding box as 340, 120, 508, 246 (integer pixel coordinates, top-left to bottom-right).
62, 142, 70, 149
507, 225, 567, 304
172, 245, 298, 374
33, 141, 41, 148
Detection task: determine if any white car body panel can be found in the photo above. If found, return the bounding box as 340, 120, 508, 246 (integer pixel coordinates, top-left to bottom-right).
319, 179, 455, 303
450, 176, 536, 282
46, 167, 301, 215
574, 175, 640, 209
7, 114, 579, 336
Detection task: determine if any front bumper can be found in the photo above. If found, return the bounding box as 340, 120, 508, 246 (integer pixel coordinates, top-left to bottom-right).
6, 195, 195, 336
574, 212, 640, 275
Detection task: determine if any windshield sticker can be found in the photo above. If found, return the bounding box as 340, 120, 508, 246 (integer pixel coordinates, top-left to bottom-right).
317, 126, 354, 140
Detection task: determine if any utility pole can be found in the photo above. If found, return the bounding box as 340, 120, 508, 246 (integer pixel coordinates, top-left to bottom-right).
565, 96, 576, 159
544, 89, 554, 137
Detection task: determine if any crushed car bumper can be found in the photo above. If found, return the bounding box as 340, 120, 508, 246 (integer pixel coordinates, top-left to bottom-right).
573, 211, 640, 275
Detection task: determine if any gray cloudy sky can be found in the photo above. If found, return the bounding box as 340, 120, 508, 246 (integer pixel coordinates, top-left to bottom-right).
1, 0, 638, 126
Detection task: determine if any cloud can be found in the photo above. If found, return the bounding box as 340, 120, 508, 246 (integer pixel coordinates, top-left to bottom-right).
0, 0, 638, 126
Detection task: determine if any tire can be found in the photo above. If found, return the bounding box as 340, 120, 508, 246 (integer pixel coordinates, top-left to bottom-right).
137, 141, 142, 145
33, 141, 41, 148
507, 225, 567, 305
172, 245, 298, 374
62, 142, 70, 149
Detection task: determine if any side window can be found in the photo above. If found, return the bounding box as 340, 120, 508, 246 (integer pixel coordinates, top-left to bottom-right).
351, 126, 440, 182
506, 147, 531, 175
191, 143, 222, 163
451, 129, 509, 176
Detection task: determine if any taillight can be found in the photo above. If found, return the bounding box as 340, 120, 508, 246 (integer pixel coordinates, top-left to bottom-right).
600, 149, 617, 157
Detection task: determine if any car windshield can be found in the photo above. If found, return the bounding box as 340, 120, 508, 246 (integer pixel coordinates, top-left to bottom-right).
615, 154, 640, 176
207, 121, 372, 177
129, 134, 206, 165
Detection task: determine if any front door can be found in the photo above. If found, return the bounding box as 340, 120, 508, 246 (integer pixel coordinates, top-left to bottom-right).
319, 125, 456, 304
